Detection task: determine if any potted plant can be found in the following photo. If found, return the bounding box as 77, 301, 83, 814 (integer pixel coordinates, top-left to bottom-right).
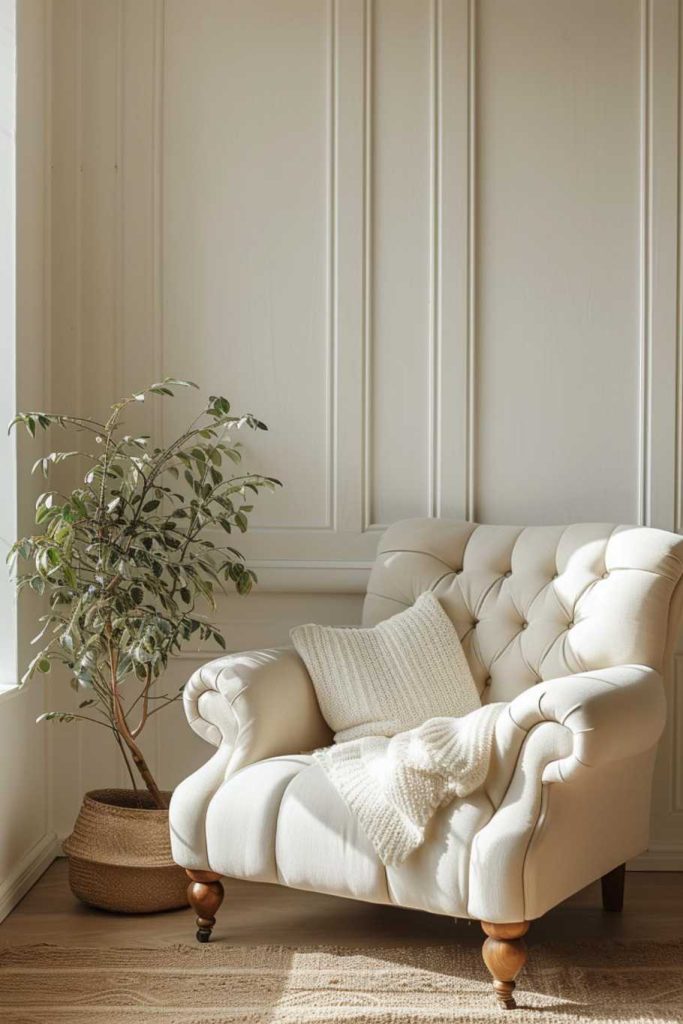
9, 379, 280, 912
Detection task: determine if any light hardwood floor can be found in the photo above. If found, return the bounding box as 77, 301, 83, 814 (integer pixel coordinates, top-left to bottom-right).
1, 860, 682, 950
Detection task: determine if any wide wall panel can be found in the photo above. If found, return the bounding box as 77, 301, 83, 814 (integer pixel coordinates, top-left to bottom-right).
163, 0, 333, 531
42, 0, 683, 863
475, 0, 642, 525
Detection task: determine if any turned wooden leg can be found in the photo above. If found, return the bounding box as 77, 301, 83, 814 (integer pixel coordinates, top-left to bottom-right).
481, 921, 529, 1010
601, 863, 625, 912
186, 869, 224, 943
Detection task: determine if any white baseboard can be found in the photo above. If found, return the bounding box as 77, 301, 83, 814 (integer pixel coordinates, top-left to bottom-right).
0, 831, 61, 923
628, 842, 683, 871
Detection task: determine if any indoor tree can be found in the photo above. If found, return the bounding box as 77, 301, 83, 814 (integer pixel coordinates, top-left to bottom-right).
9, 379, 280, 808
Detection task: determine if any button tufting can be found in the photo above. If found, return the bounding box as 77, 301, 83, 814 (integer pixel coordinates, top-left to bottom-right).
484, 676, 491, 686
602, 571, 609, 579
504, 570, 512, 578
472, 618, 479, 627
552, 572, 559, 579
521, 621, 528, 630
567, 620, 574, 629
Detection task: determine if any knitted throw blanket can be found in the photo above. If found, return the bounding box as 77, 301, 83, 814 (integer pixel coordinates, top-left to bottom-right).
314, 703, 505, 866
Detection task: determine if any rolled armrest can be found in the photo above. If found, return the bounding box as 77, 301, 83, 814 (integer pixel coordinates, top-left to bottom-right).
183, 647, 332, 772
498, 663, 665, 786
469, 664, 666, 922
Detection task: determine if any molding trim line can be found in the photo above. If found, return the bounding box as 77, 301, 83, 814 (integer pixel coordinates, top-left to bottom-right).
465, 0, 476, 523
247, 560, 373, 593
0, 831, 60, 923
637, 0, 654, 527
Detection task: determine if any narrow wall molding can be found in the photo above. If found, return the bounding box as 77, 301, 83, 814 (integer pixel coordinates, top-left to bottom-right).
675, 0, 683, 534
465, 0, 476, 523
361, 0, 374, 532
151, 0, 165, 795
43, 0, 56, 842
363, 0, 447, 531
326, 0, 338, 532
152, 0, 165, 443
42, 0, 53, 414
113, 0, 124, 399
427, 0, 442, 519
75, 0, 83, 419
638, 0, 654, 527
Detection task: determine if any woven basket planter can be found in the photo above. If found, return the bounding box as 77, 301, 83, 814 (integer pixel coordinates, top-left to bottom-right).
63, 789, 188, 914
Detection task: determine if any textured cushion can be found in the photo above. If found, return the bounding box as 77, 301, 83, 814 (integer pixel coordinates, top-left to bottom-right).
290, 591, 480, 742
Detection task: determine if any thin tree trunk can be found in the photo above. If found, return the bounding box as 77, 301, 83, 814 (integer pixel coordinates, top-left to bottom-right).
119, 728, 167, 808
108, 650, 167, 809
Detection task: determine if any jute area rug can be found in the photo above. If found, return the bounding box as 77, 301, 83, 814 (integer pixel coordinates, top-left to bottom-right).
0, 939, 681, 1024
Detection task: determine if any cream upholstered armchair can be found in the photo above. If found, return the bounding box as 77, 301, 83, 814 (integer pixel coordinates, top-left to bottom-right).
169, 519, 683, 1009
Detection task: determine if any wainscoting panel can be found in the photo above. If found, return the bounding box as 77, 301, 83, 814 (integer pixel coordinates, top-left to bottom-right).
366, 0, 433, 528
475, 0, 643, 526
163, 0, 334, 533
42, 0, 683, 864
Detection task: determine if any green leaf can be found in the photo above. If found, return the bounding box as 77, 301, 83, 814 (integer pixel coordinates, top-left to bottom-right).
11, 380, 275, 759
236, 573, 252, 595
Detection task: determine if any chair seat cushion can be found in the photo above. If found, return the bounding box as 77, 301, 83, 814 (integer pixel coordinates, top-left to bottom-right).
204, 754, 494, 918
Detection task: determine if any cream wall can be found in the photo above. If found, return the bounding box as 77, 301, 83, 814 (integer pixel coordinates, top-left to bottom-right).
0, 0, 59, 921
33, 0, 683, 867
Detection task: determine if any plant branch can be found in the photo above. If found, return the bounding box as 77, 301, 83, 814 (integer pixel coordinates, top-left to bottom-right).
130, 664, 153, 739
108, 637, 166, 808
12, 381, 278, 806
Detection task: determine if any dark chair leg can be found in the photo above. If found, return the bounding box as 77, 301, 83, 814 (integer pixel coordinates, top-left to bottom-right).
601, 863, 625, 912
186, 869, 224, 942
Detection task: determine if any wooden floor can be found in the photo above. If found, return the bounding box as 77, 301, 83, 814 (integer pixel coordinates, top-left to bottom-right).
1, 859, 682, 951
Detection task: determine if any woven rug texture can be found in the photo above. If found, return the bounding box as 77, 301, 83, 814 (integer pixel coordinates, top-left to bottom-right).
0, 939, 681, 1023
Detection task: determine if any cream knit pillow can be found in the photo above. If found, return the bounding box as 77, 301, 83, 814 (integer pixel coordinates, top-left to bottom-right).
290, 591, 480, 743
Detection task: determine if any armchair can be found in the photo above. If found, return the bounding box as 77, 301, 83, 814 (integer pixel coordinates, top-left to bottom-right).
169, 519, 683, 1009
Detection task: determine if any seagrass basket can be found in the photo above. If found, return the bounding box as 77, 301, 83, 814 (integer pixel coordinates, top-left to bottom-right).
63, 788, 188, 913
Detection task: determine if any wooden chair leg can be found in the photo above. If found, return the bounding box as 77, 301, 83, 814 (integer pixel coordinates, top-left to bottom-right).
481, 921, 529, 1010
601, 862, 625, 912
186, 869, 224, 943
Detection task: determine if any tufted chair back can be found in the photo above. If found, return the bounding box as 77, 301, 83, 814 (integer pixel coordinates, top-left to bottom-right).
363, 518, 683, 704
